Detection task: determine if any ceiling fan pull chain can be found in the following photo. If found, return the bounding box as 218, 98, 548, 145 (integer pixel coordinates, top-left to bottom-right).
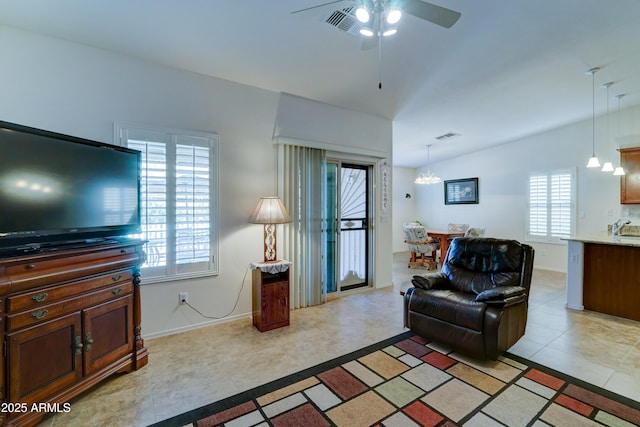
378, 33, 383, 89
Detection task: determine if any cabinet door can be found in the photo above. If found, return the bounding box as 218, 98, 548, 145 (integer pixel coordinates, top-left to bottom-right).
7, 313, 83, 405
261, 281, 289, 329
83, 295, 134, 375
621, 148, 640, 204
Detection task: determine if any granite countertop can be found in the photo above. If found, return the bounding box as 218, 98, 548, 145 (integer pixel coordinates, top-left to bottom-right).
566, 231, 640, 247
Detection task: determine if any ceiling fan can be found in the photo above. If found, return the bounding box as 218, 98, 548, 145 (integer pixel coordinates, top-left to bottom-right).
292, 0, 460, 88
292, 0, 461, 36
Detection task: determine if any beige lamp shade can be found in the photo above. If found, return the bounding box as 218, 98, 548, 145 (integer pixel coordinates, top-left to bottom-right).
249, 197, 292, 224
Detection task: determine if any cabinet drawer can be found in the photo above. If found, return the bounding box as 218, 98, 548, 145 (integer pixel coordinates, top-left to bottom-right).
7, 270, 133, 313
4, 247, 139, 292
6, 282, 133, 331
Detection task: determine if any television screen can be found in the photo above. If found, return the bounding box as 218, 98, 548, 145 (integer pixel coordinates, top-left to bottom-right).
0, 121, 140, 251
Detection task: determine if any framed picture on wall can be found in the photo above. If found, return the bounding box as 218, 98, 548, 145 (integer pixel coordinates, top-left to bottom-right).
444, 177, 479, 205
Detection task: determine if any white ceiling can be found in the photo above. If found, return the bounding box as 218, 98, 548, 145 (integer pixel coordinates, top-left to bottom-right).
1, 0, 640, 167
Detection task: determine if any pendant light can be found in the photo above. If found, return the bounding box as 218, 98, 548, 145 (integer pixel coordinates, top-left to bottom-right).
601, 82, 614, 172
414, 144, 441, 185
613, 94, 626, 176
586, 67, 601, 168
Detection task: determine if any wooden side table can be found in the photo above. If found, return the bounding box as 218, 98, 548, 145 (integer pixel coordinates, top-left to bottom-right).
251, 260, 291, 332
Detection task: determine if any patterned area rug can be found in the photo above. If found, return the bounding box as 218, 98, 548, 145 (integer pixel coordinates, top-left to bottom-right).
150, 332, 640, 427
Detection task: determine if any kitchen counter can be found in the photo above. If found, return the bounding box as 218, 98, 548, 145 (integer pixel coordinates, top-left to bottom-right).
565, 233, 640, 321
566, 232, 640, 247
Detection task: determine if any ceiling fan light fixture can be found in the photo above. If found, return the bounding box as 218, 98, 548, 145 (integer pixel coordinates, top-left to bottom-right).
382, 27, 397, 36
359, 27, 374, 37
386, 9, 402, 24
355, 6, 370, 23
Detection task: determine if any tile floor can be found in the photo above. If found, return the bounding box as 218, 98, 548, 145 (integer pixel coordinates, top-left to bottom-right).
39, 252, 640, 426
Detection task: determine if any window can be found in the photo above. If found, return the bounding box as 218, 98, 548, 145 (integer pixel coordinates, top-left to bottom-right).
115, 124, 219, 281
527, 168, 575, 243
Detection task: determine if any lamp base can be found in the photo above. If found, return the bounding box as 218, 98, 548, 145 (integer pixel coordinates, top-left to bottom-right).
263, 223, 278, 263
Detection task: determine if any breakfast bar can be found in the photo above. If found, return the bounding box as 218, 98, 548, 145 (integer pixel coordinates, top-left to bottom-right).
566, 232, 640, 322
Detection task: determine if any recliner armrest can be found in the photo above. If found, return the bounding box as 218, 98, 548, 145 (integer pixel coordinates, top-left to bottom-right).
475, 286, 526, 308
412, 272, 450, 290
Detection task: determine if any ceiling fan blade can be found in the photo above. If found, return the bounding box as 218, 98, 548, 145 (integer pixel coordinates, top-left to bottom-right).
402, 0, 461, 28
291, 0, 350, 14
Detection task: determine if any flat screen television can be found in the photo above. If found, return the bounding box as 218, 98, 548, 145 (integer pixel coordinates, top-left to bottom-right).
0, 120, 141, 254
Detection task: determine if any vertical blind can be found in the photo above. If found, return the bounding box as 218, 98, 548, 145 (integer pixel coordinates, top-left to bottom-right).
278, 144, 326, 309
528, 169, 574, 242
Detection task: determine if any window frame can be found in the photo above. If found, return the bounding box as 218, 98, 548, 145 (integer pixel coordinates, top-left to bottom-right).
114, 123, 219, 282
526, 168, 576, 245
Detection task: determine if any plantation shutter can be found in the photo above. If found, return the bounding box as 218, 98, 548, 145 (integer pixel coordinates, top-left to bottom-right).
528, 174, 548, 237
550, 173, 572, 239
527, 169, 575, 243
175, 138, 211, 265
117, 125, 218, 281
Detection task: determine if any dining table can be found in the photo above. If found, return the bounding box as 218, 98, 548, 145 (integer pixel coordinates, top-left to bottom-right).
426, 229, 465, 261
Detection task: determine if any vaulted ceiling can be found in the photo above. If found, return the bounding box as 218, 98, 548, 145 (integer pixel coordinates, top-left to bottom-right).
1, 0, 639, 167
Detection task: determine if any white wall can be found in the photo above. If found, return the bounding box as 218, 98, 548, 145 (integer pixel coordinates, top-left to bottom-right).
0, 25, 393, 337
392, 167, 418, 253
405, 104, 640, 272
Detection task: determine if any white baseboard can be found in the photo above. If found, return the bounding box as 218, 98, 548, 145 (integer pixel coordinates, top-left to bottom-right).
143, 312, 251, 340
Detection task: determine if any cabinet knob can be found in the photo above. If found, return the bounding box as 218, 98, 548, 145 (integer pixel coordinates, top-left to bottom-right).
25, 264, 36, 270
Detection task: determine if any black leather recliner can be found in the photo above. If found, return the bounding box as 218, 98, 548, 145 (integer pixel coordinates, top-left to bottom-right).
404, 237, 534, 360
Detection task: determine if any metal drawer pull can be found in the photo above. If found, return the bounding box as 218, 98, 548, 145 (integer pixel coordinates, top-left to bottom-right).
112, 274, 122, 281
25, 264, 35, 270
112, 287, 122, 295
75, 336, 83, 355
85, 332, 93, 352
30, 309, 48, 320
31, 293, 48, 303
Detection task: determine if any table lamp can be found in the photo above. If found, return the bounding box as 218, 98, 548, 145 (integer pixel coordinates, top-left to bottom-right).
249, 196, 292, 262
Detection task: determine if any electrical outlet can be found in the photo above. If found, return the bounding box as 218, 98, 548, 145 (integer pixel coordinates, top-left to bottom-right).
179, 292, 188, 305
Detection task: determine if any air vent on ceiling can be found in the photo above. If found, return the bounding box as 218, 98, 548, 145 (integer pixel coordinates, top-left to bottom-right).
435, 132, 460, 141
323, 7, 363, 37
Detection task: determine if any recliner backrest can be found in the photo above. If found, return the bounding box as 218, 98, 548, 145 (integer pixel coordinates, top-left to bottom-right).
441, 238, 533, 295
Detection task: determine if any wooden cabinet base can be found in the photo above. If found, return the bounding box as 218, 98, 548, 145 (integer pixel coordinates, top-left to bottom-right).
583, 243, 640, 322
3, 349, 147, 427
252, 268, 290, 332
0, 240, 148, 427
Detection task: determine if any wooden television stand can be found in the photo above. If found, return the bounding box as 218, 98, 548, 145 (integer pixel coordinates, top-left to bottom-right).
0, 239, 148, 427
